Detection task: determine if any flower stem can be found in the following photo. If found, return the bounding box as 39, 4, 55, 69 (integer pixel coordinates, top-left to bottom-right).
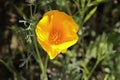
33, 34, 48, 80
28, 3, 48, 80
45, 55, 48, 73
87, 59, 99, 80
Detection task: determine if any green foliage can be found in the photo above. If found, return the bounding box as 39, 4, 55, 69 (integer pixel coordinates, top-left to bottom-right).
0, 0, 120, 80
83, 7, 97, 23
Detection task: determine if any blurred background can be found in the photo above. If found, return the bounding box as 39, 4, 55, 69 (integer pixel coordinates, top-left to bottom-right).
0, 0, 120, 80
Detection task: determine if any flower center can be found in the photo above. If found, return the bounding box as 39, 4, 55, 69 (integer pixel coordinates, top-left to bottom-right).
49, 29, 63, 44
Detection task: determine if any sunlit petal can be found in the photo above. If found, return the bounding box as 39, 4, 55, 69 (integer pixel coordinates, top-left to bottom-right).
36, 10, 79, 59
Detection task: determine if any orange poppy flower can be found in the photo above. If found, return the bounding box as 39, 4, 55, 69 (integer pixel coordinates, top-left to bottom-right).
36, 10, 78, 59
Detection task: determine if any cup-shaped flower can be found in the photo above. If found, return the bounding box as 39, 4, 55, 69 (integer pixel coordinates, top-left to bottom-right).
36, 10, 78, 59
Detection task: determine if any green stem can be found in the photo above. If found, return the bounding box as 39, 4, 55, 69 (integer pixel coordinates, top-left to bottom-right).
32, 24, 48, 79
33, 36, 48, 80
33, 36, 43, 69
30, 3, 48, 80
30, 4, 33, 19
13, 72, 17, 80
0, 59, 14, 73
45, 55, 48, 72
87, 59, 99, 80
33, 4, 37, 15
44, 55, 49, 80
30, 64, 33, 80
